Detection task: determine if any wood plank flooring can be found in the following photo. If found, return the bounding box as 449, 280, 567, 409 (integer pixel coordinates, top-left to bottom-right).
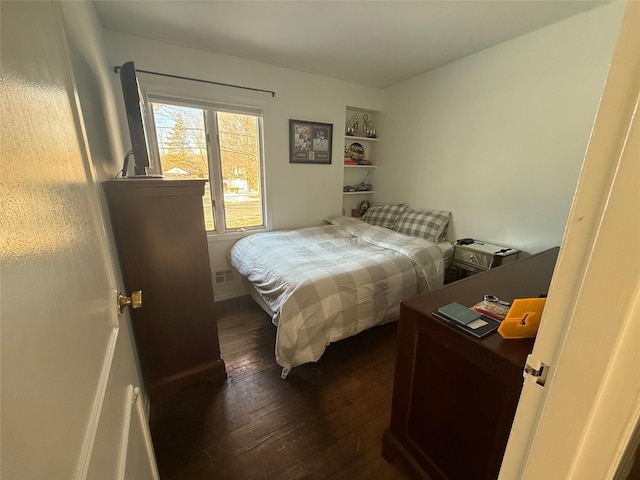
149, 296, 412, 479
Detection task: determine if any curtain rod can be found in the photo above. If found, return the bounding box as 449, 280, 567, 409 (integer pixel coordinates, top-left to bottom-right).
112, 66, 276, 97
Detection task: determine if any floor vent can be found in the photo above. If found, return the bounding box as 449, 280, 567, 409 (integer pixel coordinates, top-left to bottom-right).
215, 269, 234, 284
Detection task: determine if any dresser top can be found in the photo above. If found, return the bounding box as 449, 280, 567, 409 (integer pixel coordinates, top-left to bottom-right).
104, 178, 206, 197
403, 247, 559, 364
454, 240, 520, 256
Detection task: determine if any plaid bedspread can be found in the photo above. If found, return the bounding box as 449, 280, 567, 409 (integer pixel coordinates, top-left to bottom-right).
229, 215, 444, 371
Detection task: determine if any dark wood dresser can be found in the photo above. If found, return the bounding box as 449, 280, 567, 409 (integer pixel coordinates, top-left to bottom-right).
382, 247, 559, 480
104, 179, 225, 401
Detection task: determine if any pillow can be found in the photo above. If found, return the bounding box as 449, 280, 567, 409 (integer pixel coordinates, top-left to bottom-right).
394, 209, 452, 242
361, 203, 407, 229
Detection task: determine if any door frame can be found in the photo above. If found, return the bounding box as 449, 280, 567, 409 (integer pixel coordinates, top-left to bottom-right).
500, 1, 640, 478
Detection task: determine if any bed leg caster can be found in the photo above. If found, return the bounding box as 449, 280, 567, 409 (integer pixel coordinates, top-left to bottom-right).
280, 368, 290, 379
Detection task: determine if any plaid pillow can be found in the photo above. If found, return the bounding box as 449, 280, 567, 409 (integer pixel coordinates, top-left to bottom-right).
361, 203, 407, 229
394, 209, 452, 242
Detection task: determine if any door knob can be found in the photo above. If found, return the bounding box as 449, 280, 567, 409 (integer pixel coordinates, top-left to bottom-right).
117, 290, 143, 313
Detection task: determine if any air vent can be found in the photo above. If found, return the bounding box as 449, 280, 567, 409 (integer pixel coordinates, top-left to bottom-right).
214, 269, 234, 284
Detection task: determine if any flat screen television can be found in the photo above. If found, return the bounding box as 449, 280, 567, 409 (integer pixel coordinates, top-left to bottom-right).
118, 61, 156, 177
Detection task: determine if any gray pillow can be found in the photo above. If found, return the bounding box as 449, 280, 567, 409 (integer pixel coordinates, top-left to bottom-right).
394, 209, 452, 242
361, 203, 407, 229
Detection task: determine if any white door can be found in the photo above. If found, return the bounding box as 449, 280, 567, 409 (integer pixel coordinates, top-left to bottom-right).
500, 1, 640, 478
0, 2, 158, 479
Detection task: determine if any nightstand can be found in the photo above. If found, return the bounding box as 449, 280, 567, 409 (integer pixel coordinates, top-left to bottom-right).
452, 240, 520, 276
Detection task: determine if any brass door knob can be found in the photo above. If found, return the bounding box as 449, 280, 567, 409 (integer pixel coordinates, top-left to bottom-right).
117, 290, 143, 313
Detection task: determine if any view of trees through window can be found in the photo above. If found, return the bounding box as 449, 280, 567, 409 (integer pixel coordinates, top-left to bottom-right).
151, 102, 263, 232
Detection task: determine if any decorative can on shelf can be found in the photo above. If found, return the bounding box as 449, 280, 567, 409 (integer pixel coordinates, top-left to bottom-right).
347, 142, 364, 161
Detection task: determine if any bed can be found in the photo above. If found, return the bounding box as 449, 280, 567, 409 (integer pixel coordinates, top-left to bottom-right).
229, 205, 452, 378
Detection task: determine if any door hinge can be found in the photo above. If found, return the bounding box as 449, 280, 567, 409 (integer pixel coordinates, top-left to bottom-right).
523, 354, 548, 386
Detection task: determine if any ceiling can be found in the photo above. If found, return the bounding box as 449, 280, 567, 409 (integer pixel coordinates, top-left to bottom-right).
93, 0, 609, 88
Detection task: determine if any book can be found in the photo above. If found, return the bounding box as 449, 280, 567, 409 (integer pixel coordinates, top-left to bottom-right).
435, 302, 482, 326
433, 302, 500, 338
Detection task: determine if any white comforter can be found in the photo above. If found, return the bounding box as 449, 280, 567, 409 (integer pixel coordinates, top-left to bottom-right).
229, 215, 444, 371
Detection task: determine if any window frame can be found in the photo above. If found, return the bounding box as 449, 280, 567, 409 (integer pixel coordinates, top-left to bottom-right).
144, 92, 269, 238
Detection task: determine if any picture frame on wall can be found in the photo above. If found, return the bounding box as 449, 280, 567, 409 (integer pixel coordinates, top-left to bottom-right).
289, 119, 333, 164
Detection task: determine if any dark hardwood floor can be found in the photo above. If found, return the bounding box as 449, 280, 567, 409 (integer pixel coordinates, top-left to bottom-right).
149, 296, 412, 479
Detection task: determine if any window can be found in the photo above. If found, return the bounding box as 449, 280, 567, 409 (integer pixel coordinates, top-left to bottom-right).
148, 97, 265, 234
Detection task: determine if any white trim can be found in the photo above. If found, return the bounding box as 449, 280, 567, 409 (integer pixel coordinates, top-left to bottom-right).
75, 323, 120, 479
500, 2, 638, 477
115, 385, 160, 480
139, 77, 271, 112
147, 92, 262, 116
566, 94, 640, 480
134, 387, 160, 480
116, 385, 136, 480
145, 95, 268, 235
206, 227, 269, 243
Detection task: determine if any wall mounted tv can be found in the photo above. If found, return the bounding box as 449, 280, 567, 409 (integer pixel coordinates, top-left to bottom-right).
118, 61, 157, 178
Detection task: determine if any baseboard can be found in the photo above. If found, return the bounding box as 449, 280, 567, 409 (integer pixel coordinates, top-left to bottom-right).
212, 276, 248, 302
213, 291, 245, 302
150, 359, 226, 400
381, 429, 436, 480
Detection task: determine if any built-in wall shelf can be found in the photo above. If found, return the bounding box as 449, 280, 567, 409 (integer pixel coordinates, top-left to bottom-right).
343, 106, 380, 216
345, 135, 379, 142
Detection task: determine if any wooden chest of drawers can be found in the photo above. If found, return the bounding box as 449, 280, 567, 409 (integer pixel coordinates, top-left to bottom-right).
382, 248, 559, 480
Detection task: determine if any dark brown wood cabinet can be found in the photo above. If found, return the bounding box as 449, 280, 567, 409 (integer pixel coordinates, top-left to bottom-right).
382, 248, 559, 480
104, 179, 225, 400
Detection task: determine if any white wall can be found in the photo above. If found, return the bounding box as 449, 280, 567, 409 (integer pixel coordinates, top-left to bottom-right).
59, 0, 145, 396
378, 2, 625, 254
103, 31, 382, 230
2, 1, 153, 477
102, 30, 383, 299
60, 2, 128, 182
100, 3, 623, 300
